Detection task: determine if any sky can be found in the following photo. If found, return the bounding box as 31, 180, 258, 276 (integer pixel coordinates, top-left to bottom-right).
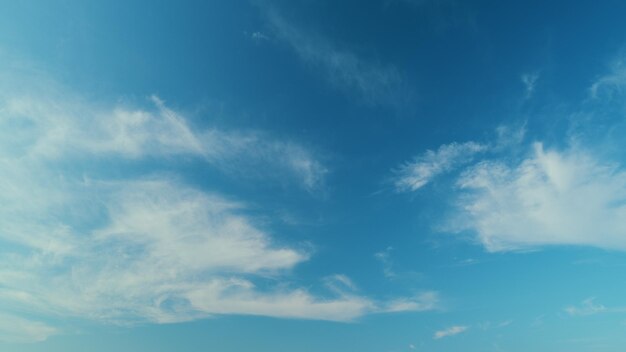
3, 0, 626, 351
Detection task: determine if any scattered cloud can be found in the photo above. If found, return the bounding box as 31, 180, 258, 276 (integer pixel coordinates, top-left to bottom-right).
564, 298, 626, 317
374, 247, 397, 278
1, 91, 327, 192
455, 142, 626, 252
433, 325, 468, 339
521, 72, 539, 98
395, 115, 626, 253
0, 314, 57, 343
394, 141, 487, 192
381, 291, 440, 313
264, 9, 407, 106
392, 55, 626, 254
246, 30, 270, 42
323, 274, 359, 294
565, 298, 607, 316
589, 56, 626, 99
477, 319, 513, 330
531, 314, 546, 327
494, 122, 526, 150
0, 70, 433, 341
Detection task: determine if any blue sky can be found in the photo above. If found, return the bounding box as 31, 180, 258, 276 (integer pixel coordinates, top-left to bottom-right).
3, 0, 626, 351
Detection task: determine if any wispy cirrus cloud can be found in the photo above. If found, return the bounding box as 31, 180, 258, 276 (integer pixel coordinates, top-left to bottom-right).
2, 91, 327, 192
264, 9, 408, 107
393, 54, 626, 253
394, 141, 487, 192
589, 56, 626, 99
0, 67, 435, 341
433, 325, 468, 339
564, 297, 626, 317
374, 247, 397, 279
565, 298, 608, 316
521, 72, 539, 98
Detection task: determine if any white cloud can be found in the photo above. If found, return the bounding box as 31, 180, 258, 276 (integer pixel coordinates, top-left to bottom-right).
494, 123, 526, 149
565, 298, 608, 316
564, 298, 626, 317
374, 246, 397, 278
395, 115, 626, 253
248, 31, 269, 42
0, 68, 434, 340
323, 274, 358, 294
0, 179, 312, 324
0, 314, 57, 343
96, 180, 306, 274
589, 57, 626, 99
265, 9, 406, 106
394, 141, 487, 192
184, 281, 375, 322
188, 284, 438, 322
521, 72, 539, 98
433, 325, 468, 339
1, 92, 327, 192
477, 319, 513, 330
454, 142, 626, 252
381, 291, 439, 313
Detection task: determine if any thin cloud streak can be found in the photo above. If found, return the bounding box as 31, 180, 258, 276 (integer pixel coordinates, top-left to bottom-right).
565, 298, 626, 317
0, 70, 435, 341
433, 325, 468, 339
265, 9, 407, 107
394, 141, 487, 192
2, 92, 327, 192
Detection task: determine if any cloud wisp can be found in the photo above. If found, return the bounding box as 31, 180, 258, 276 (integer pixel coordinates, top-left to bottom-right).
2, 92, 327, 192
395, 122, 626, 252
564, 298, 608, 316
264, 9, 407, 107
433, 325, 468, 339
564, 298, 626, 317
521, 72, 539, 99
393, 54, 626, 253
589, 57, 626, 100
0, 70, 436, 341
394, 141, 487, 192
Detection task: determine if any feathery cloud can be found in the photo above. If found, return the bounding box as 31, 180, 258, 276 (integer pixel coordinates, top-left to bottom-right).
565, 298, 608, 316
455, 142, 626, 252
265, 9, 407, 106
0, 68, 434, 341
589, 57, 626, 99
394, 142, 487, 192
434, 325, 468, 339
521, 72, 539, 98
